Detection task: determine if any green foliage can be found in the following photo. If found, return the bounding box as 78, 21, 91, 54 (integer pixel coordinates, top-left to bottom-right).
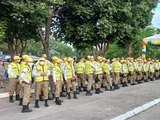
57, 0, 159, 52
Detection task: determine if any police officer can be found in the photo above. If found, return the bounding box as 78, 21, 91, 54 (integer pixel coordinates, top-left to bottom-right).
76, 58, 86, 92
112, 58, 121, 89
84, 56, 95, 96
102, 59, 114, 91
94, 56, 103, 94
8, 56, 21, 102
20, 57, 33, 113
121, 60, 128, 87
52, 58, 63, 105
33, 58, 50, 108
64, 57, 77, 99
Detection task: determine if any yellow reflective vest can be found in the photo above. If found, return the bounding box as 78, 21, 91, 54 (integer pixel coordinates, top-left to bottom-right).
112, 61, 121, 73
85, 61, 94, 74
128, 62, 134, 72
55, 65, 62, 81
76, 62, 85, 74
8, 62, 20, 79
66, 63, 74, 79
35, 63, 49, 83
137, 63, 143, 72
21, 64, 32, 81
121, 63, 128, 74
94, 61, 102, 75
102, 63, 110, 74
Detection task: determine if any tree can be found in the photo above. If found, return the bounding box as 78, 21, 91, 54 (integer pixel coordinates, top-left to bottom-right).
0, 0, 65, 59
56, 0, 159, 57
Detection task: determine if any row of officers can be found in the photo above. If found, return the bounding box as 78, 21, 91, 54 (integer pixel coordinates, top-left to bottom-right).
7, 54, 160, 113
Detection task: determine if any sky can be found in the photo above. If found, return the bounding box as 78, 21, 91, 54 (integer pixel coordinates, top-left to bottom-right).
152, 2, 160, 28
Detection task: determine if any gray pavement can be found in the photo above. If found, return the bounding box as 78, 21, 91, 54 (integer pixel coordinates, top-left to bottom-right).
0, 80, 160, 120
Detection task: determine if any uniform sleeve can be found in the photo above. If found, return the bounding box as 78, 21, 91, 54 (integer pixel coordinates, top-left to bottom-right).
52, 68, 56, 82
32, 65, 41, 77
8, 64, 17, 78
90, 62, 96, 69
20, 68, 30, 83
64, 66, 67, 80
46, 69, 50, 76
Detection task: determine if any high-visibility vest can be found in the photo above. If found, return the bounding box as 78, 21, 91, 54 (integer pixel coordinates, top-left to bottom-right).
102, 63, 110, 74
121, 64, 128, 73
137, 63, 143, 72
112, 61, 121, 73
85, 61, 94, 74
94, 61, 102, 75
55, 65, 62, 81
143, 63, 149, 72
154, 63, 159, 70
66, 63, 73, 79
35, 63, 49, 82
150, 64, 155, 73
76, 62, 85, 74
8, 62, 20, 78
128, 62, 134, 72
21, 65, 32, 81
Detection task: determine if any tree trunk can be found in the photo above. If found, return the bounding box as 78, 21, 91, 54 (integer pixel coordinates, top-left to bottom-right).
8, 39, 15, 61
128, 42, 132, 57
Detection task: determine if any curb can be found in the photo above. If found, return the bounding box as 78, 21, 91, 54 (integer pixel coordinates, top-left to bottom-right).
111, 98, 160, 120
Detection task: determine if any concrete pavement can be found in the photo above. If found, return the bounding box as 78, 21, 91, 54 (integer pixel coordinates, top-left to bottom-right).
1, 80, 160, 120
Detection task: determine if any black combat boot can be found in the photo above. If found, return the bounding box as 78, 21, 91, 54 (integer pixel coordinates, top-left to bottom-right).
16, 94, 20, 101
83, 86, 87, 92
98, 88, 103, 93
110, 86, 114, 91
114, 84, 120, 89
9, 95, 14, 103
67, 92, 71, 99
104, 86, 109, 91
19, 98, 23, 106
34, 100, 40, 108
86, 91, 93, 96
52, 93, 55, 99
95, 89, 99, 94
44, 99, 49, 107
55, 97, 62, 105
22, 105, 32, 113
73, 92, 78, 99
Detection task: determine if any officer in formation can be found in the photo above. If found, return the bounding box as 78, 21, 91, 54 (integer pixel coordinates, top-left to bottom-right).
7, 54, 160, 113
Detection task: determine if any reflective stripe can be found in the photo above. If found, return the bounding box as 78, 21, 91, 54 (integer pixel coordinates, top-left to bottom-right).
85, 61, 94, 74
8, 62, 20, 78
35, 63, 49, 82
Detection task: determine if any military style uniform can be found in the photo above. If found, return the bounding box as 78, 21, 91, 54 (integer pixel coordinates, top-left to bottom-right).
8, 56, 21, 102
32, 58, 50, 108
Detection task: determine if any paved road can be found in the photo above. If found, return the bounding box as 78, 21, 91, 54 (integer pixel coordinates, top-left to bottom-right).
0, 80, 160, 120
129, 104, 160, 120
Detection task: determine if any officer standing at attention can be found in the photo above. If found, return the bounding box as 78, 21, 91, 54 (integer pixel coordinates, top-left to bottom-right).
64, 57, 78, 99
32, 58, 50, 108
8, 56, 21, 102
76, 58, 86, 92
20, 57, 33, 113
94, 56, 103, 94
52, 58, 63, 105
84, 56, 95, 96
112, 58, 121, 89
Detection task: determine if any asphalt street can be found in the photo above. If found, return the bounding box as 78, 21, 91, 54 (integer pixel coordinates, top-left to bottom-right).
1, 80, 160, 120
